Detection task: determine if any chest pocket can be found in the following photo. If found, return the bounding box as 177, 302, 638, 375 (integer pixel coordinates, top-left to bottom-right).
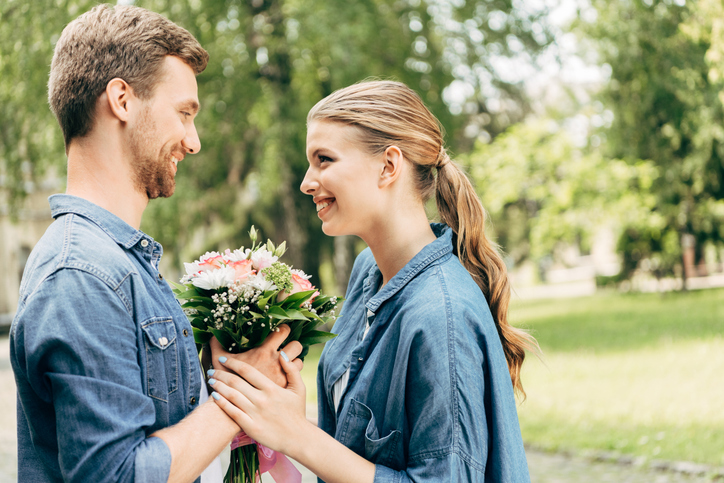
339, 399, 403, 469
141, 317, 179, 402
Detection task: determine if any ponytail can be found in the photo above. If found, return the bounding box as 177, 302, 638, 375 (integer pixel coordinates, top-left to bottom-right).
435, 151, 538, 398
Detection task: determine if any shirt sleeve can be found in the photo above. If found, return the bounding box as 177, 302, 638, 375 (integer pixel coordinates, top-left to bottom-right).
14, 269, 172, 482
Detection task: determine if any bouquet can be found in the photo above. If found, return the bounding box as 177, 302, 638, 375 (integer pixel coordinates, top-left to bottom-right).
172, 227, 339, 483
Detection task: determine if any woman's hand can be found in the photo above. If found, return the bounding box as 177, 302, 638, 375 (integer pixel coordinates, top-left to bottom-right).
209, 324, 303, 388
208, 351, 311, 457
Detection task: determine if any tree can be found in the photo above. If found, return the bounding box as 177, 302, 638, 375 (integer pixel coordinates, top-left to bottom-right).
1, 0, 553, 292
466, 119, 657, 277
579, 0, 724, 285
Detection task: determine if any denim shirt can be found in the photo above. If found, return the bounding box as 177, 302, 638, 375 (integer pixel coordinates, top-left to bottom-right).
317, 224, 530, 482
10, 195, 202, 482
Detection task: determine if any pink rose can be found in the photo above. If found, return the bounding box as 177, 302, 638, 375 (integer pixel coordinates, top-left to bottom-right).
228, 259, 256, 282
198, 254, 224, 271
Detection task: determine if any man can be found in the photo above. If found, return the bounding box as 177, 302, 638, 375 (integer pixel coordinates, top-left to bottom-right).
10, 5, 299, 482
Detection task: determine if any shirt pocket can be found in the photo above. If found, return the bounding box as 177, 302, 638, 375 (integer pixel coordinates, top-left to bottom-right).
141, 317, 179, 402
342, 399, 403, 469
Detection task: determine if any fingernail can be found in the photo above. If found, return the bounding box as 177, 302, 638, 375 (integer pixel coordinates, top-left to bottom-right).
208, 378, 216, 385
207, 369, 215, 377
211, 392, 221, 401
280, 350, 289, 362
218, 356, 227, 364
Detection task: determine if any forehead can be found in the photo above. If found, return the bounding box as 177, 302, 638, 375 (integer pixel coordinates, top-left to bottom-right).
152, 56, 199, 106
306, 120, 363, 153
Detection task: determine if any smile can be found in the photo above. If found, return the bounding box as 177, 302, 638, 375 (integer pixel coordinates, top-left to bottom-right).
315, 198, 335, 214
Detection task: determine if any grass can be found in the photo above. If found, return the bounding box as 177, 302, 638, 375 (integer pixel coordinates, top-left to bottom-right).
513, 288, 724, 466
299, 287, 724, 466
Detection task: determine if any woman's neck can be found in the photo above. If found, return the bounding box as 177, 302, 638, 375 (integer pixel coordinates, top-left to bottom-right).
363, 205, 437, 287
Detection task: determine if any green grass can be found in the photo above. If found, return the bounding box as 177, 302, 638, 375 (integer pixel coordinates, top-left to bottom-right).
300, 288, 724, 466
513, 287, 724, 466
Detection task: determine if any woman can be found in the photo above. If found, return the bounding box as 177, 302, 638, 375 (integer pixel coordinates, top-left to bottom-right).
208, 80, 535, 482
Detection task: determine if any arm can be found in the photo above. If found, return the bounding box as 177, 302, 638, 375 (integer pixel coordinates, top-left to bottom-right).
208, 355, 376, 483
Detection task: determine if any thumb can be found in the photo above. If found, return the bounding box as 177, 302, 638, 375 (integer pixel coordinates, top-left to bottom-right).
279, 350, 304, 394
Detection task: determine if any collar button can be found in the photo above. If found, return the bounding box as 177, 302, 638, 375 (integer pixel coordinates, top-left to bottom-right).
140, 239, 149, 248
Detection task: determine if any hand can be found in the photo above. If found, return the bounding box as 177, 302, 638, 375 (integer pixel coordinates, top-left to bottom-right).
209, 324, 303, 388
209, 352, 310, 456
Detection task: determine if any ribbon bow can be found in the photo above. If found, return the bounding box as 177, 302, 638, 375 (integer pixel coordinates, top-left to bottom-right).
231, 432, 302, 483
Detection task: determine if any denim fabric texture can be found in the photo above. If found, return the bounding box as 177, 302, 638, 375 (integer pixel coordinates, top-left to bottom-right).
317, 224, 530, 482
10, 195, 202, 482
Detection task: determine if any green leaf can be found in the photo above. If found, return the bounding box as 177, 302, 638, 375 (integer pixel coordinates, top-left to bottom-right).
193, 328, 213, 346
282, 308, 308, 320
267, 305, 291, 319
298, 330, 337, 346
280, 289, 317, 307
209, 328, 235, 350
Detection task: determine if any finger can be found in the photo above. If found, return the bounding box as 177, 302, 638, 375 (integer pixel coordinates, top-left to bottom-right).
293, 358, 303, 372
219, 356, 275, 391
208, 376, 255, 411
210, 391, 253, 431
210, 337, 232, 373
281, 340, 303, 360
259, 323, 291, 352
279, 351, 304, 392
209, 367, 260, 401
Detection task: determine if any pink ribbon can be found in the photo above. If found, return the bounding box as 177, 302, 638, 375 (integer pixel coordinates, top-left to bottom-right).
231, 432, 302, 483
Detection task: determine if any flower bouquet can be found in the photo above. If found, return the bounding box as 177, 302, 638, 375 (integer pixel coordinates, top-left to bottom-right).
172, 227, 339, 483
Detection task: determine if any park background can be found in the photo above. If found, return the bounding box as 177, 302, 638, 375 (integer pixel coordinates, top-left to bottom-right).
1, 0, 723, 481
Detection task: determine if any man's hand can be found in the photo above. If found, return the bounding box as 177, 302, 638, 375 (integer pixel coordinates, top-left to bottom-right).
209, 324, 304, 388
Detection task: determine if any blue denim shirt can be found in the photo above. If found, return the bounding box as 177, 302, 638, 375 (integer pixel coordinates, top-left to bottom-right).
10, 195, 202, 482
317, 224, 530, 482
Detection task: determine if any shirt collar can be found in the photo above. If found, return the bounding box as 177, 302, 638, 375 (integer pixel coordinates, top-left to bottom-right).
364, 223, 453, 313
49, 194, 156, 252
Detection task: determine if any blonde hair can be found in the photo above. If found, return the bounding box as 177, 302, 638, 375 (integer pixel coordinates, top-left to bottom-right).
49, 4, 208, 148
308, 80, 537, 397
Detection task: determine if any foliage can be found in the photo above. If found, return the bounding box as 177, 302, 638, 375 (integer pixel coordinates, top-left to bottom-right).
0, 0, 96, 213
1, 0, 554, 291
466, 119, 657, 267
579, 0, 724, 280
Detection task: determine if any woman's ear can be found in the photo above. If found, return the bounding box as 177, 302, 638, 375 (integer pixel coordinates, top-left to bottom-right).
379, 145, 404, 188
104, 78, 134, 123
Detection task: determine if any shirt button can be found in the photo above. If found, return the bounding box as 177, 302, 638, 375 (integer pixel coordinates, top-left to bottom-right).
159, 336, 168, 347
158, 273, 164, 280
183, 329, 189, 337
190, 397, 197, 405
140, 239, 149, 248
358, 357, 364, 361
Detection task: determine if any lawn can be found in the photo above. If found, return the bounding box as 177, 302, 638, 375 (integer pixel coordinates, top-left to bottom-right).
513, 288, 724, 466
299, 287, 724, 466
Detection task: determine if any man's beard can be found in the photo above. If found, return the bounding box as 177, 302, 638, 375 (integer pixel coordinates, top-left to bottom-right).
129, 108, 177, 199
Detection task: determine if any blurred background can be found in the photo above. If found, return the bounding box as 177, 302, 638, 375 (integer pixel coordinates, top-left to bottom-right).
1, 0, 722, 481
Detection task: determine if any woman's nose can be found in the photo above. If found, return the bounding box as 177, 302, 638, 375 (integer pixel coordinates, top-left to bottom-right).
300, 168, 319, 194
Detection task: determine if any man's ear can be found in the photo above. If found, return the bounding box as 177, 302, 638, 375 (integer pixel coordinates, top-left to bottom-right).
379, 145, 404, 188
105, 78, 133, 123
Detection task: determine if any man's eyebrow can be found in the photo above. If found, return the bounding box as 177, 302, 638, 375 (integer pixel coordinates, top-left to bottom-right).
179, 100, 200, 114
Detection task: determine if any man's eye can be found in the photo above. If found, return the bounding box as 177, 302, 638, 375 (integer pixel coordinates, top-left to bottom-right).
181, 111, 191, 117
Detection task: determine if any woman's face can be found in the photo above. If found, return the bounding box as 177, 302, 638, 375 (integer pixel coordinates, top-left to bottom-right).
301, 120, 385, 238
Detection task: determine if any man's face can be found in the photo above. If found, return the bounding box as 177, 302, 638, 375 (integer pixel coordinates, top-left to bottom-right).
129, 56, 200, 199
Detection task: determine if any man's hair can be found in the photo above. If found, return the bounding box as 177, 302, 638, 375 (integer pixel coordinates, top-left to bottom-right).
48, 4, 208, 148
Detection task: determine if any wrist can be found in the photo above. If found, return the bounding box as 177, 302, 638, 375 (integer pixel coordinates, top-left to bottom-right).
282, 418, 318, 460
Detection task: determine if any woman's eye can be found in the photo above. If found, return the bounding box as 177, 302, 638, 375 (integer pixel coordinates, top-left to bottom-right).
319, 155, 332, 163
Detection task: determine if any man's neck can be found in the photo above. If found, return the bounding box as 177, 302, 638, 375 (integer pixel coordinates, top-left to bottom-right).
65, 140, 148, 230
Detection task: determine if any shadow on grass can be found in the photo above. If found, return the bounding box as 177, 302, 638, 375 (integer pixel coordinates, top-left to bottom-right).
510, 287, 724, 353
